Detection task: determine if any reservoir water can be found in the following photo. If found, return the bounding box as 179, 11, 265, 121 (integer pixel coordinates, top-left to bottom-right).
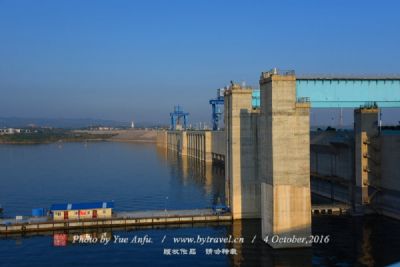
0, 142, 399, 267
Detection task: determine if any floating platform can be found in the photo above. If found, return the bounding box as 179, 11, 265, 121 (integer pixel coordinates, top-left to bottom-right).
0, 209, 232, 235
0, 205, 351, 235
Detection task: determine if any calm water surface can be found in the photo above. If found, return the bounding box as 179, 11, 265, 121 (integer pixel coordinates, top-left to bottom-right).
0, 142, 399, 267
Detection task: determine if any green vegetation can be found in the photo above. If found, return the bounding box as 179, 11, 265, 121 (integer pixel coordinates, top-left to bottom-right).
0, 128, 115, 144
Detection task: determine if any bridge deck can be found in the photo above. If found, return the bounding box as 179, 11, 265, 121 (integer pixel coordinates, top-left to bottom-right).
296, 78, 400, 108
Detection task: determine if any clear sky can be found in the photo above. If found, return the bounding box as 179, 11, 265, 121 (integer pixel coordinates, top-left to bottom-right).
0, 0, 399, 125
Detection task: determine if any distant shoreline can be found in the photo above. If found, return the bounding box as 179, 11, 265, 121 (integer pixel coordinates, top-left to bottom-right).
0, 129, 157, 145
0, 139, 157, 145
0, 138, 111, 145
0, 131, 115, 145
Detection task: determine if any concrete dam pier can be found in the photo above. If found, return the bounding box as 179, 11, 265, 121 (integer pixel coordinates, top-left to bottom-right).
157, 69, 400, 249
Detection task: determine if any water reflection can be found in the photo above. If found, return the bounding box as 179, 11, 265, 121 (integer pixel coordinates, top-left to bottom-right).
156, 146, 225, 206
359, 224, 374, 267
1, 144, 400, 266
228, 220, 312, 267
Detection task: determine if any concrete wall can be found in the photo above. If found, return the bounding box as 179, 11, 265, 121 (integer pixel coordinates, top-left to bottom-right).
380, 133, 400, 190
156, 131, 168, 148
186, 131, 211, 162
310, 129, 400, 220
111, 129, 157, 142
166, 131, 182, 153
158, 130, 225, 163
211, 130, 226, 158
310, 131, 354, 203
378, 132, 400, 219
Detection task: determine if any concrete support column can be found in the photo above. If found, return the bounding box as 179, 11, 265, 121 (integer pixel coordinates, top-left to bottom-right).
167, 132, 171, 150
202, 135, 205, 160
200, 134, 204, 160
180, 131, 187, 156
190, 134, 193, 157
259, 71, 311, 249
354, 107, 380, 212
202, 134, 205, 161
171, 133, 176, 151
199, 134, 203, 160
173, 133, 176, 151
189, 134, 192, 157
194, 135, 197, 159
205, 131, 213, 163
224, 83, 257, 219
171, 133, 173, 151
170, 133, 173, 151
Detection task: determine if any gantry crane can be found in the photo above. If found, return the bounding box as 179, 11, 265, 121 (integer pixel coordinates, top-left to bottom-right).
209, 88, 225, 130
170, 105, 189, 130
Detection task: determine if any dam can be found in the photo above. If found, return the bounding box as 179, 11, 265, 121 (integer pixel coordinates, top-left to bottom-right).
157, 68, 400, 248
1, 69, 399, 250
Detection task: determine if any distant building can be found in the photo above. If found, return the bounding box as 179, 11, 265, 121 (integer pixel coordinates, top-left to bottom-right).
0, 128, 22, 135
50, 201, 114, 220
98, 127, 113, 131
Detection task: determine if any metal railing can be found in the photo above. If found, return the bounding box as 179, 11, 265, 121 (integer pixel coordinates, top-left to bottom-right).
261, 68, 295, 79
297, 97, 310, 103
297, 73, 400, 80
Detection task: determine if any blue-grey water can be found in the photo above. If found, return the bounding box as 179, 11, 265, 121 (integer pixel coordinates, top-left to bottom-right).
0, 142, 400, 267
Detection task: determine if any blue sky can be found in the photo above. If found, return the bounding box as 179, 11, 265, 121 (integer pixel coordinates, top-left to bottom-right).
0, 0, 399, 125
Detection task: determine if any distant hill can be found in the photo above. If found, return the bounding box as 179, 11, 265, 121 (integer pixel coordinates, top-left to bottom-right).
0, 117, 167, 129
0, 117, 129, 129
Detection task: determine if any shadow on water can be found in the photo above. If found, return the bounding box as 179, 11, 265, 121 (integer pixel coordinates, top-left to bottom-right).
228, 219, 312, 267
225, 215, 400, 267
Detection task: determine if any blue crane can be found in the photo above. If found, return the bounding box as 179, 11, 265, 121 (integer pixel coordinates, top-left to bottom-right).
170, 105, 189, 130
209, 88, 225, 130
